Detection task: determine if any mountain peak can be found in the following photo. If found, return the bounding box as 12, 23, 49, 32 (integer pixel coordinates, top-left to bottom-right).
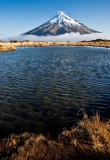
57, 11, 65, 16
24, 11, 100, 36
49, 11, 80, 27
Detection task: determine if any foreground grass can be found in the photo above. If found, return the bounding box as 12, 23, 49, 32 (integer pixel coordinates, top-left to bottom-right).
0, 113, 110, 160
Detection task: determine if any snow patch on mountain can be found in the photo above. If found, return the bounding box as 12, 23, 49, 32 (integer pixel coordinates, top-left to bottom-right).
49, 11, 80, 27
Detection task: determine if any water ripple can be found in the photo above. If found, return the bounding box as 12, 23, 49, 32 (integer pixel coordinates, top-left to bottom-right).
0, 47, 110, 137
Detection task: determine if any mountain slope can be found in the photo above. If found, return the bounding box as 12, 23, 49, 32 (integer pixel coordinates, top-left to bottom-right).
24, 11, 100, 36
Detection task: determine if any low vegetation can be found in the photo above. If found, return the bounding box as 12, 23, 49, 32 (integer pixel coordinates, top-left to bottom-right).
0, 112, 110, 160
0, 39, 110, 52
0, 43, 16, 52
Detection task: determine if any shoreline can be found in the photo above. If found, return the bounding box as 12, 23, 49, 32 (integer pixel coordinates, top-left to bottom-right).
0, 39, 110, 52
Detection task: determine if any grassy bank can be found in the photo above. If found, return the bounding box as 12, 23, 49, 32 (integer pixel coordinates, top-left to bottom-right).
0, 43, 16, 52
0, 39, 110, 52
7, 39, 110, 48
0, 113, 110, 160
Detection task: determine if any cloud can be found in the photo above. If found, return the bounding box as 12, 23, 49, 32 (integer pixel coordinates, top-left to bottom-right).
1, 33, 110, 42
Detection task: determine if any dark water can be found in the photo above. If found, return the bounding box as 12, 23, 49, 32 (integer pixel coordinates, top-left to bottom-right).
0, 46, 110, 138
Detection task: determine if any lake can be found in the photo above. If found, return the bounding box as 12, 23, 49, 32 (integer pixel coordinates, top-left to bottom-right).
0, 46, 110, 138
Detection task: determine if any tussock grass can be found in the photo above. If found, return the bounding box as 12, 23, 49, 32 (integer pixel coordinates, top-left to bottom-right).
11, 40, 110, 48
0, 39, 110, 53
0, 112, 110, 160
0, 44, 16, 52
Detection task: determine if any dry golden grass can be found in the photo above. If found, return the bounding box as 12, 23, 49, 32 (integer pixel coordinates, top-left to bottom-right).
0, 112, 110, 160
0, 40, 110, 52
0, 43, 16, 52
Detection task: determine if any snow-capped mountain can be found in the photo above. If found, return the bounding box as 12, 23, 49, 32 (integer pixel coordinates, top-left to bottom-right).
24, 11, 99, 36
